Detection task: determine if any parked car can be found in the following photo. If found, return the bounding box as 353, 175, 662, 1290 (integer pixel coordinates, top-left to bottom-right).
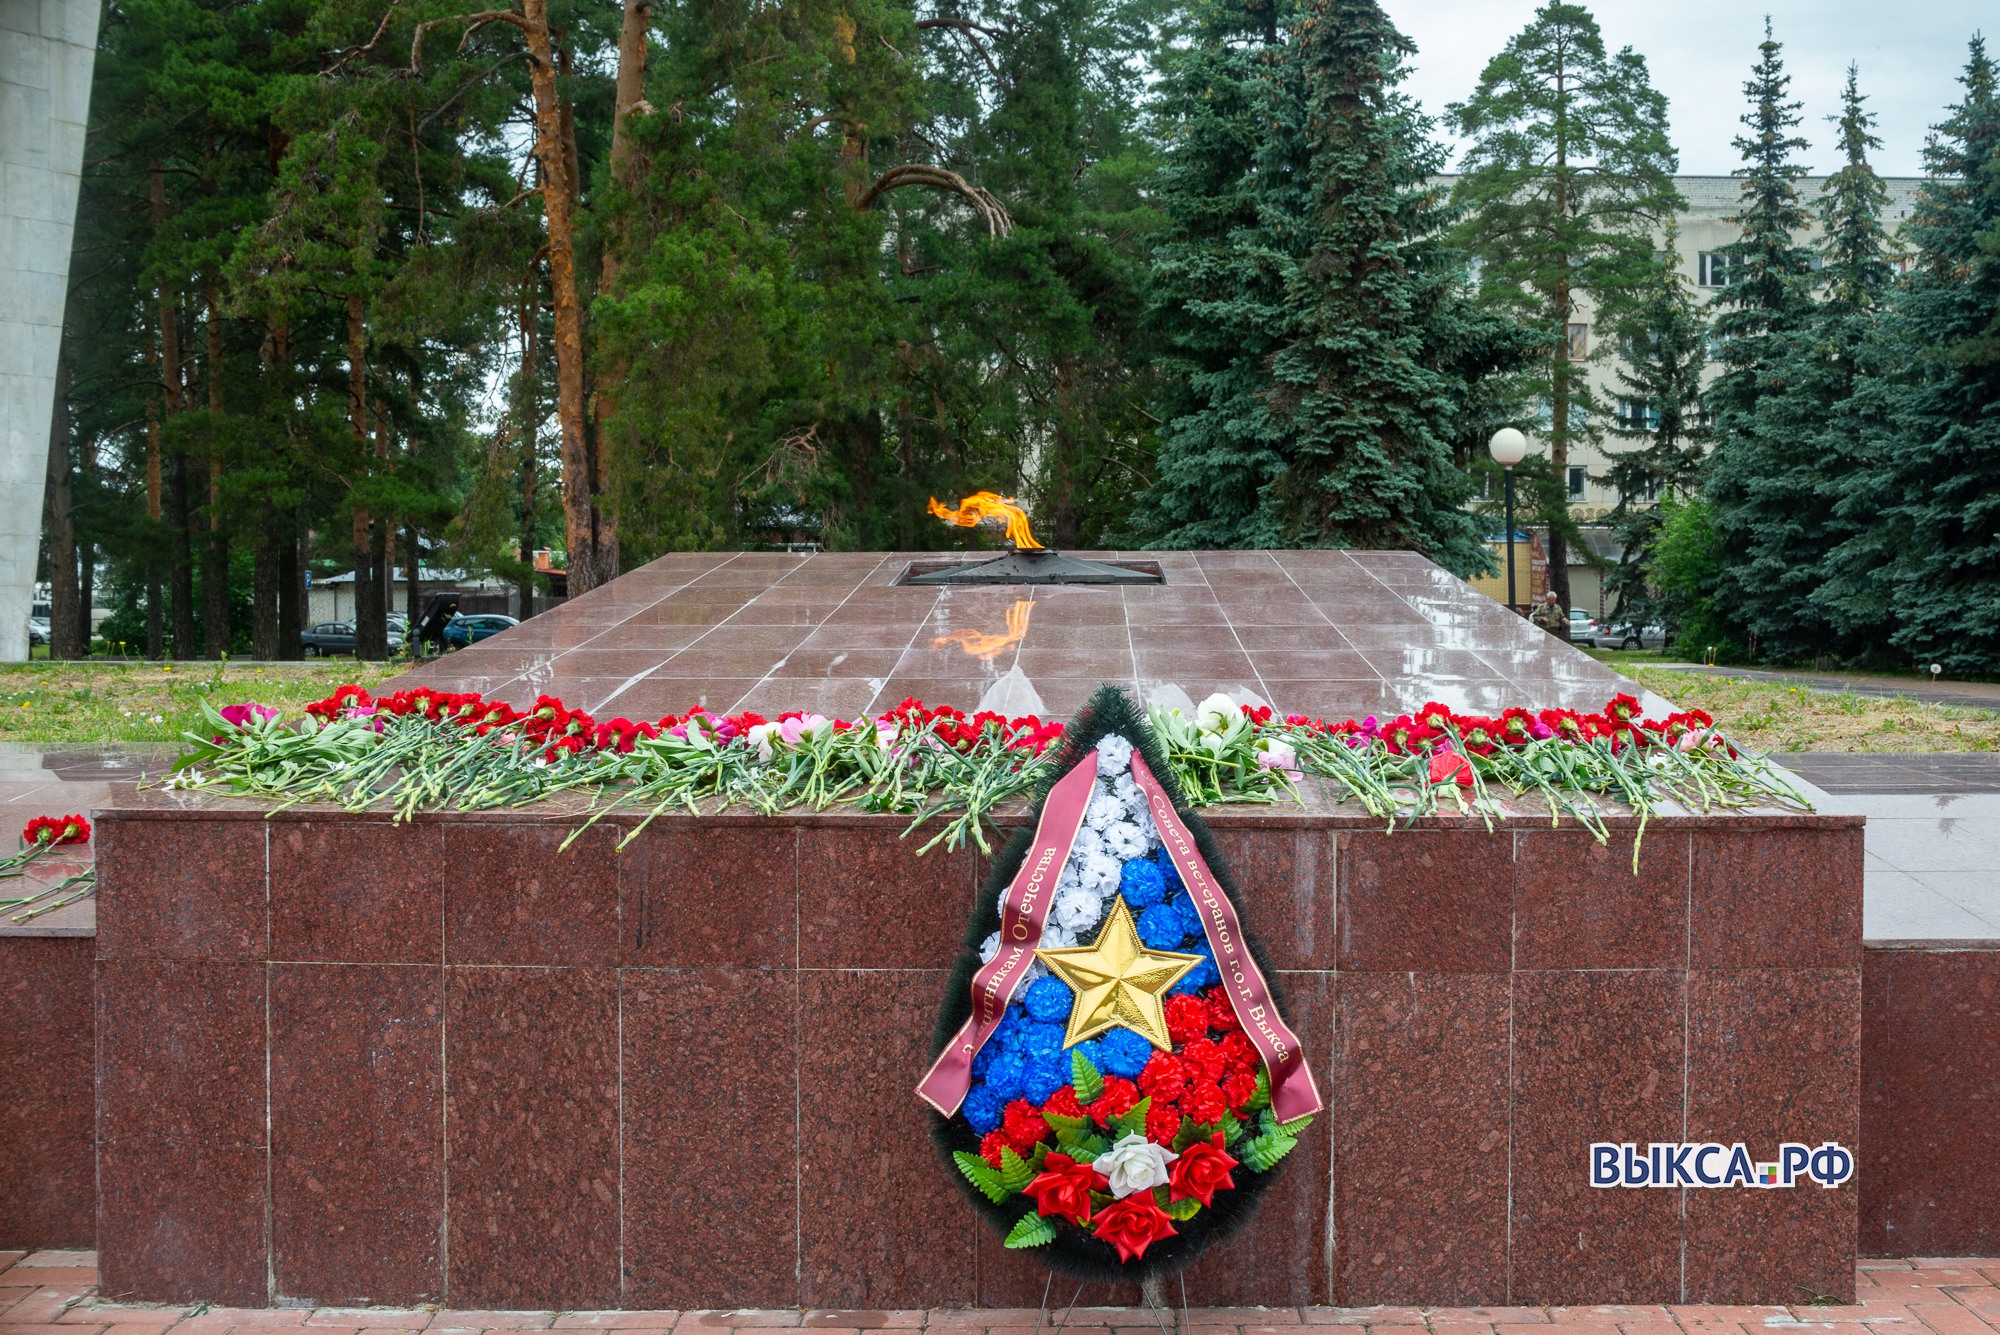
26, 618, 49, 647
442, 614, 518, 648
1566, 607, 1600, 648
1603, 621, 1667, 651
301, 621, 407, 656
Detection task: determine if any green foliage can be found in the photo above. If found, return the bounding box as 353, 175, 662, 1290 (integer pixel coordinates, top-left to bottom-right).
1238, 1130, 1299, 1172
1246, 1067, 1271, 1112
1004, 1211, 1057, 1248
1071, 1050, 1105, 1104
954, 1149, 1015, 1204
1648, 496, 1737, 658
1164, 1195, 1203, 1221
997, 1146, 1037, 1193
1112, 1095, 1153, 1140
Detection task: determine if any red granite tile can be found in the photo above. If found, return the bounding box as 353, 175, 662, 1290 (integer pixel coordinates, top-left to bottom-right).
1510, 971, 1686, 1304
1337, 833, 1511, 973
1332, 972, 1510, 1305
797, 828, 976, 971
972, 1229, 1140, 1308
1859, 947, 2000, 1257
0, 939, 94, 1248
1181, 971, 1334, 1306
768, 650, 908, 679
96, 1139, 266, 1306
623, 968, 798, 1308
94, 816, 266, 961
1684, 969, 1861, 1304
96, 959, 264, 1148
1203, 831, 1336, 971
445, 967, 620, 1309
270, 964, 443, 1306
443, 823, 619, 966
620, 827, 795, 969
799, 970, 975, 1308
1513, 832, 1690, 971
1690, 829, 1862, 970
270, 822, 443, 964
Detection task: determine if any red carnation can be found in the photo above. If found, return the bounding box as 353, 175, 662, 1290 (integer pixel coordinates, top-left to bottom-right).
1205, 991, 1240, 1034
979, 1130, 1011, 1169
1136, 1051, 1188, 1102
1002, 1098, 1051, 1154
1216, 1031, 1259, 1076
1181, 1081, 1228, 1125
1088, 1076, 1140, 1128
1091, 1194, 1178, 1262
22, 814, 90, 846
1220, 1070, 1258, 1110
1022, 1151, 1105, 1226
1144, 1100, 1182, 1146
1165, 994, 1211, 1044
1179, 1036, 1226, 1084
1042, 1086, 1084, 1120
1168, 1132, 1238, 1207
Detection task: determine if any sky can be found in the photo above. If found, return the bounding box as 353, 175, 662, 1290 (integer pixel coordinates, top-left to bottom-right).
1380, 0, 1990, 177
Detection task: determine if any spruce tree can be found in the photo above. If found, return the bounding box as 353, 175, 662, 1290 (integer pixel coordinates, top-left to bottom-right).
1449, 2, 1682, 605
1602, 220, 1709, 637
1710, 65, 1896, 662
1821, 40, 2000, 674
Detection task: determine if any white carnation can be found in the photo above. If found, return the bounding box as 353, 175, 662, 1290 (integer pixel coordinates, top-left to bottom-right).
1054, 885, 1105, 933
1103, 820, 1148, 860
1077, 849, 1122, 892
979, 931, 1000, 964
1040, 921, 1078, 950
1084, 789, 1124, 832
1095, 1132, 1178, 1199
1069, 825, 1107, 865
1094, 734, 1134, 775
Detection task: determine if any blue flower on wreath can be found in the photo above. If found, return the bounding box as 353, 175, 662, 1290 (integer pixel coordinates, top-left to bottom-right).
1138, 901, 1190, 951
1097, 1027, 1154, 1079
971, 1040, 1000, 1080
1069, 1037, 1103, 1077
1023, 975, 1073, 1024
1173, 894, 1207, 942
1020, 1054, 1070, 1104
1168, 941, 1219, 995
1017, 1020, 1066, 1061
963, 1085, 1006, 1134
1159, 856, 1184, 893
983, 1049, 1027, 1100
1119, 858, 1166, 908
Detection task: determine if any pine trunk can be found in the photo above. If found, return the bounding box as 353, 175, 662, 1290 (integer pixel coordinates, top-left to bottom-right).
277, 500, 305, 660
203, 276, 229, 658
44, 354, 85, 660
169, 456, 196, 658
252, 510, 279, 662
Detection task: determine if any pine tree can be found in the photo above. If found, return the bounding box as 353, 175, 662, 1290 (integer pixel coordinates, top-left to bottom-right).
1449, 2, 1682, 605
1821, 40, 2000, 674
1602, 220, 1708, 637
1707, 65, 1896, 662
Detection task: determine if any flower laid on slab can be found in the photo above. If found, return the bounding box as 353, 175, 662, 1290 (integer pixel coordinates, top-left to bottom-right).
22, 813, 90, 847
923, 688, 1318, 1278
2, 814, 97, 922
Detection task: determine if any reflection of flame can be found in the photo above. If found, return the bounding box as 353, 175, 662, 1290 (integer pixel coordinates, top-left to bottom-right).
933, 599, 1034, 661
928, 491, 1045, 550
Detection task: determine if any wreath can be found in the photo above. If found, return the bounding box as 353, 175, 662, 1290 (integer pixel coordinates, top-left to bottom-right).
921, 686, 1319, 1280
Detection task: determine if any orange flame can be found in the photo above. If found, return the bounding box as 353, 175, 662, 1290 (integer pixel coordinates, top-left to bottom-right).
932, 599, 1035, 661
928, 491, 1044, 550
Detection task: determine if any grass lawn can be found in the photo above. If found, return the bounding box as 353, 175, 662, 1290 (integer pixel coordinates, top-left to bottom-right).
1581, 652, 2000, 752
0, 660, 402, 745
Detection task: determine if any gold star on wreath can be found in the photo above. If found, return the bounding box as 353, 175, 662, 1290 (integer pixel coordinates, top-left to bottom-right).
1035, 898, 1203, 1052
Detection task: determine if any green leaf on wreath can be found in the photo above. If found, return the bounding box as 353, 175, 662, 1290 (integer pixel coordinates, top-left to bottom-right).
1172, 1117, 1213, 1153
953, 1149, 1014, 1203
1240, 1132, 1298, 1173
1072, 1051, 1105, 1103
1220, 1110, 1246, 1145
998, 1146, 1036, 1193
1004, 1211, 1056, 1249
1246, 1068, 1272, 1112
1275, 1113, 1316, 1138
1165, 1196, 1203, 1221
1112, 1095, 1152, 1140
1042, 1110, 1088, 1134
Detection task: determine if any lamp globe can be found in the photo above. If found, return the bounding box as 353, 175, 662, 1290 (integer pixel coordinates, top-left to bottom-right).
1487, 427, 1528, 467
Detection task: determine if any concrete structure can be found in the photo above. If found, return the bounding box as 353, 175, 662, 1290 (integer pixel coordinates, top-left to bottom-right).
1, 0, 99, 662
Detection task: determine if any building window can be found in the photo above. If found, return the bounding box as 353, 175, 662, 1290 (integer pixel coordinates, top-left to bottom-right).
1643, 475, 1662, 501
1566, 323, 1589, 358
1698, 251, 1731, 287
1616, 396, 1661, 431
1567, 467, 1587, 499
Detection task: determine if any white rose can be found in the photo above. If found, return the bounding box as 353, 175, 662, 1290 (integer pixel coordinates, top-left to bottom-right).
1094, 1132, 1178, 1199
1195, 692, 1243, 735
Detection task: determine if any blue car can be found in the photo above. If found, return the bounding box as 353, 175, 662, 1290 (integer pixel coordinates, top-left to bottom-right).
442, 614, 519, 648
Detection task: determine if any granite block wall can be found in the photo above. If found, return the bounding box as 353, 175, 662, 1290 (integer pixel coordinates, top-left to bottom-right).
0, 936, 94, 1247
90, 806, 1868, 1309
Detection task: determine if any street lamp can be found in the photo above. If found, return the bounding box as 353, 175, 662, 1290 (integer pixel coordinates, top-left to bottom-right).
1488, 427, 1528, 614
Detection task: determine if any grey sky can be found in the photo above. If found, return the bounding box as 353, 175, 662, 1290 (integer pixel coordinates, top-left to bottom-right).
1381, 0, 1988, 178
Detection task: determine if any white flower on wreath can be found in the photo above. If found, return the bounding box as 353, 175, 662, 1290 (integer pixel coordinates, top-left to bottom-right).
1074, 848, 1122, 893
1102, 820, 1148, 861
1095, 1132, 1178, 1199
1084, 789, 1124, 832
1094, 734, 1134, 776
1039, 921, 1078, 950
1054, 884, 1105, 934
979, 931, 1001, 964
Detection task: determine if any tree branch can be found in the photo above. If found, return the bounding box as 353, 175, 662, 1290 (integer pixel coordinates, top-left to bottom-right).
324, 0, 401, 76
409, 9, 534, 75
913, 17, 1005, 83
858, 164, 1013, 238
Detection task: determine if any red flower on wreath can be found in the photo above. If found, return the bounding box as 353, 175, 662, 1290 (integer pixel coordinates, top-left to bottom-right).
1088, 1076, 1140, 1128
1091, 1194, 1178, 1262
1168, 1132, 1238, 1207
1002, 1098, 1052, 1154
1220, 1070, 1258, 1111
1041, 1086, 1084, 1120
1178, 1036, 1227, 1084
1180, 1080, 1228, 1125
979, 1130, 1012, 1169
1023, 1151, 1105, 1226
1206, 991, 1240, 1033
23, 814, 89, 846
1144, 1100, 1182, 1146
1137, 1051, 1188, 1102
1165, 993, 1210, 1045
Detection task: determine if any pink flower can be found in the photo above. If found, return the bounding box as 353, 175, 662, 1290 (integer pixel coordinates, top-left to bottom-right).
1255, 738, 1302, 783
218, 703, 279, 729
779, 713, 830, 746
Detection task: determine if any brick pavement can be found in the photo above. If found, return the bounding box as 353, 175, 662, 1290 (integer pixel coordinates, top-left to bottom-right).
4, 1254, 2000, 1335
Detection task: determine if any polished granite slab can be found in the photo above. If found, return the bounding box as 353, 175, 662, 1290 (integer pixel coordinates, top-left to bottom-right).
387, 549, 1667, 721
